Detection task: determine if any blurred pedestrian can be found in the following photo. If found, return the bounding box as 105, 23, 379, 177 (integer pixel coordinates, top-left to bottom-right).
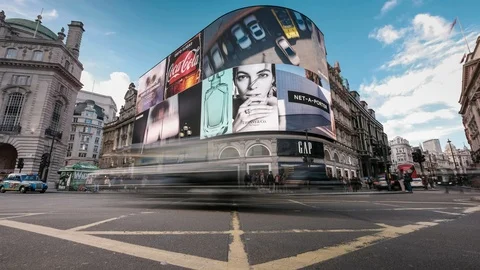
404, 170, 413, 193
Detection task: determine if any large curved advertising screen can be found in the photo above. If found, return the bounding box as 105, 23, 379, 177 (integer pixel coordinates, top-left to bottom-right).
133, 5, 334, 146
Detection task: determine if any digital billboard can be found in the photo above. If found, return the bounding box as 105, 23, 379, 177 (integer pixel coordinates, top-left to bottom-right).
136, 60, 166, 115
134, 5, 334, 147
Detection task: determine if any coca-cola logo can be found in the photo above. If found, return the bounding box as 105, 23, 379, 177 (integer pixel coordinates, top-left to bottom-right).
168, 47, 200, 85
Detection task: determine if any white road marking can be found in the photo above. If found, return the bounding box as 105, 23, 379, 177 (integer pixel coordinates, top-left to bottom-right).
0, 213, 44, 220
288, 199, 314, 207
463, 205, 480, 214
300, 199, 477, 206
84, 230, 231, 235
67, 215, 130, 231
251, 220, 444, 270
0, 219, 227, 270
248, 228, 383, 234
433, 211, 465, 216
373, 202, 399, 207
227, 211, 249, 269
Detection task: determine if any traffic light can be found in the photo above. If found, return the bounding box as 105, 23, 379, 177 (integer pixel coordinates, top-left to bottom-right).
412, 151, 419, 163
17, 158, 24, 169
40, 153, 50, 167
387, 146, 392, 156
420, 154, 426, 163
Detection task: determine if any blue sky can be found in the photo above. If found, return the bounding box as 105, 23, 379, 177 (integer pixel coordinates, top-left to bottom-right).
3, 0, 479, 149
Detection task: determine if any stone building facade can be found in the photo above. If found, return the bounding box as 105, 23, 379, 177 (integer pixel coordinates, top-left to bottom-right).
98, 83, 137, 169
389, 136, 414, 169
0, 11, 84, 181
459, 36, 480, 165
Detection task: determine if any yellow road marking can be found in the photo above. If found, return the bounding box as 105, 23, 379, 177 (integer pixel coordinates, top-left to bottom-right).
251, 221, 442, 270
0, 219, 227, 270
227, 211, 249, 269
67, 215, 130, 231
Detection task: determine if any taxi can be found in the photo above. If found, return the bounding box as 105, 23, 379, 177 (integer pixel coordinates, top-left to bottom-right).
0, 173, 48, 193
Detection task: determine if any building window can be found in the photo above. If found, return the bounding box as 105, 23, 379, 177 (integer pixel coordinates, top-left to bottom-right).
50, 100, 63, 131
219, 147, 240, 159
32, 50, 43, 61
69, 134, 75, 141
78, 153, 86, 158
11, 75, 30, 85
80, 144, 88, 151
246, 144, 270, 157
93, 154, 97, 159
6, 48, 17, 59
73, 117, 78, 123
71, 126, 76, 132
95, 137, 100, 144
96, 129, 101, 135
81, 135, 90, 143
94, 145, 98, 152
66, 151, 72, 157
85, 119, 92, 124
1, 92, 24, 128
83, 126, 92, 133
67, 143, 73, 151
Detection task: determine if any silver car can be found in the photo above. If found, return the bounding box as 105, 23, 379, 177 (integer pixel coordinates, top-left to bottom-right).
275, 36, 300, 66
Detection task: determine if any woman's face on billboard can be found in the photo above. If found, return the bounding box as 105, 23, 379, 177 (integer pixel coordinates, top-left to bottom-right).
235, 63, 274, 101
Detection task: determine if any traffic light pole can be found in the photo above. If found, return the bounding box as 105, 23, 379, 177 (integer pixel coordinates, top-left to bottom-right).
382, 144, 391, 191
44, 134, 56, 182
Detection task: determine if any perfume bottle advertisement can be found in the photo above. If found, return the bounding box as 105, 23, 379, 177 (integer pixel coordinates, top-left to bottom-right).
136, 59, 166, 114
143, 95, 179, 145
178, 84, 202, 139
232, 63, 280, 133
200, 69, 233, 139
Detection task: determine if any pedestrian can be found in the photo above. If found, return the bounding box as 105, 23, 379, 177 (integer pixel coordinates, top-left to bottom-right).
398, 171, 406, 192
260, 171, 265, 188
274, 173, 280, 192
404, 170, 413, 193
244, 172, 251, 187
267, 171, 274, 191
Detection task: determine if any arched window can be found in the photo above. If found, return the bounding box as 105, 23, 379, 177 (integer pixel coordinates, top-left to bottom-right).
246, 144, 270, 157
50, 100, 63, 131
1, 93, 24, 130
219, 147, 240, 159
333, 153, 340, 163
324, 150, 332, 161
32, 50, 43, 61
6, 48, 17, 59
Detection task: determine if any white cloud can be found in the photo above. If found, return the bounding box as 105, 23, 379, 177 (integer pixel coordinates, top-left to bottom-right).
42, 9, 58, 20
363, 12, 478, 144
369, 25, 405, 45
104, 31, 116, 36
381, 0, 400, 16
80, 71, 132, 114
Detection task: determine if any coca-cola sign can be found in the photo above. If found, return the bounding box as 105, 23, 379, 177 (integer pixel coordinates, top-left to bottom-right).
165, 33, 202, 99
167, 48, 200, 85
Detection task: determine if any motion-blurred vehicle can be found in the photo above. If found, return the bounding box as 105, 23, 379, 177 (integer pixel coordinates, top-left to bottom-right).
276, 36, 300, 65
231, 24, 252, 49
293, 11, 306, 31
0, 173, 47, 193
411, 178, 424, 188
373, 176, 401, 191
203, 57, 214, 78
243, 14, 266, 40
210, 43, 225, 70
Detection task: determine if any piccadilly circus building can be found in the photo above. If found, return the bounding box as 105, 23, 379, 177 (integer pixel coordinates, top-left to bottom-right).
127, 6, 359, 184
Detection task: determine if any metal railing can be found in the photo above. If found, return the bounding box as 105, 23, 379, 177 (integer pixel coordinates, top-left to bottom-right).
0, 124, 22, 134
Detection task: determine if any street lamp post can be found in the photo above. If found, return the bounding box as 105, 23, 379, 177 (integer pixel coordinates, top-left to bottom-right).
447, 139, 461, 193
44, 128, 62, 182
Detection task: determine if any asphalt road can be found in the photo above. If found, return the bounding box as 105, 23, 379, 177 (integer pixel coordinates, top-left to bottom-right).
1, 189, 480, 270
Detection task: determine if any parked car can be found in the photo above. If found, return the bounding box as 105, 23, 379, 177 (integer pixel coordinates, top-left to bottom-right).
0, 173, 47, 193
231, 24, 252, 49
221, 38, 236, 59
373, 177, 401, 191
203, 57, 214, 78
275, 36, 300, 65
293, 11, 306, 31
306, 18, 313, 32
243, 14, 266, 40
210, 43, 225, 70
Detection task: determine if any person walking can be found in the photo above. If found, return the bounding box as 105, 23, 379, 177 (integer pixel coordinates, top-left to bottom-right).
404, 170, 413, 193
244, 172, 251, 188
267, 171, 274, 191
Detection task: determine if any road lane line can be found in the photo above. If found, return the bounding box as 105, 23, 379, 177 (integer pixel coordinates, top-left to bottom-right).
0, 219, 227, 270
433, 211, 465, 216
373, 202, 399, 207
463, 205, 480, 214
248, 228, 383, 234
252, 221, 443, 270
227, 211, 249, 269
0, 213, 45, 220
84, 230, 231, 235
288, 199, 314, 208
67, 215, 130, 231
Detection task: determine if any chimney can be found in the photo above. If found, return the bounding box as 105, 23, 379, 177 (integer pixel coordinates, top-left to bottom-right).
65, 21, 85, 58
